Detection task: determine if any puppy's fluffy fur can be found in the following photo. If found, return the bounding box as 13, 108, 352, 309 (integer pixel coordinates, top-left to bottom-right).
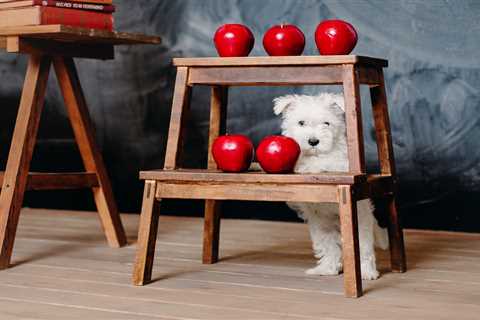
273, 93, 388, 280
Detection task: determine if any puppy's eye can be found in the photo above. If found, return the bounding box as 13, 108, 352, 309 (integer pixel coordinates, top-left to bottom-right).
298, 120, 305, 126
323, 122, 330, 126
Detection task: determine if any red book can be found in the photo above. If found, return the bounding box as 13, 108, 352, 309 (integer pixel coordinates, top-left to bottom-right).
0, 1, 115, 13
68, 0, 112, 4
0, 6, 114, 30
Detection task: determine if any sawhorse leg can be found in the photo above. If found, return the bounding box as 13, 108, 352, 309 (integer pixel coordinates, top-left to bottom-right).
0, 54, 126, 269
54, 57, 126, 248
0, 55, 50, 269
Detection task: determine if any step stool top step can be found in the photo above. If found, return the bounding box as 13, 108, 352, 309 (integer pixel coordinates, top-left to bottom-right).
173, 55, 388, 68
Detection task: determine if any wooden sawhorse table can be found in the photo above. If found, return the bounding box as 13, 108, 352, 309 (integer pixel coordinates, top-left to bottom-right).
133, 56, 407, 298
0, 25, 160, 269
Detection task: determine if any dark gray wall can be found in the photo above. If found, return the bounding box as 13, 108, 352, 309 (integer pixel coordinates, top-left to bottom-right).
1, 0, 480, 231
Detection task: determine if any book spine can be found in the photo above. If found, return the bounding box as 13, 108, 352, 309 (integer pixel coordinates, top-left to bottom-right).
40, 7, 113, 30
67, 0, 112, 4
32, 0, 115, 13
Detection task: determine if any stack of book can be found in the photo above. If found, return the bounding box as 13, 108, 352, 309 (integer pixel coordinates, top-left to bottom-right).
0, 0, 115, 31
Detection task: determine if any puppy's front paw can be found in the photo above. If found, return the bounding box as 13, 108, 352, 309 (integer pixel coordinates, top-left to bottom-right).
361, 262, 380, 280
306, 258, 342, 276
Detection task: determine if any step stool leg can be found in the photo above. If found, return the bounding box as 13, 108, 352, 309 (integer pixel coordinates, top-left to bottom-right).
133, 180, 161, 285
203, 200, 221, 264
386, 195, 406, 272
0, 55, 51, 269
164, 67, 192, 170
342, 64, 365, 173
338, 185, 362, 298
53, 57, 127, 248
370, 69, 406, 272
203, 86, 228, 264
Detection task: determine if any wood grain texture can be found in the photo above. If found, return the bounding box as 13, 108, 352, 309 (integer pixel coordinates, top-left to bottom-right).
4, 209, 472, 319
133, 180, 160, 285
0, 55, 50, 269
386, 195, 407, 273
145, 58, 402, 299
0, 24, 161, 45
0, 172, 99, 190
203, 199, 221, 264
206, 86, 228, 169
188, 66, 344, 86
163, 67, 191, 170
358, 65, 382, 85
140, 169, 366, 185
203, 86, 228, 265
0, 26, 157, 272
6, 36, 114, 60
342, 64, 366, 173
156, 182, 339, 203
338, 185, 362, 298
355, 174, 394, 199
174, 55, 388, 67
370, 69, 396, 176
369, 70, 406, 272
53, 57, 126, 248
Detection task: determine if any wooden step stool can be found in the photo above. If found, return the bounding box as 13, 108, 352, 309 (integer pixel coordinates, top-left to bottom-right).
133, 56, 407, 298
0, 25, 160, 269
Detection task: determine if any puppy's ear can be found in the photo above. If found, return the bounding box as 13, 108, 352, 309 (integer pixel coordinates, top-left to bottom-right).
273, 95, 297, 116
331, 93, 345, 112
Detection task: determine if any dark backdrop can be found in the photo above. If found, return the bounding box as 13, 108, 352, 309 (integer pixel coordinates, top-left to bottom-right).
1, 0, 480, 232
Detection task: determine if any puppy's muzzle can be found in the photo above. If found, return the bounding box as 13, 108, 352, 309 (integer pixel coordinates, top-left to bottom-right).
308, 138, 320, 146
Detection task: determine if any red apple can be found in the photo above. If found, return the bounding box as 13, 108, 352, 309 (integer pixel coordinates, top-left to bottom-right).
315, 20, 358, 55
213, 24, 255, 57
256, 136, 300, 174
263, 24, 305, 56
212, 134, 254, 172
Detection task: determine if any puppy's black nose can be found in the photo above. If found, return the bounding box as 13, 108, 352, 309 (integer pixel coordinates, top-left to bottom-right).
308, 138, 320, 146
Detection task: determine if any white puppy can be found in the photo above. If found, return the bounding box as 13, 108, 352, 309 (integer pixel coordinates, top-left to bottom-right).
273, 93, 388, 280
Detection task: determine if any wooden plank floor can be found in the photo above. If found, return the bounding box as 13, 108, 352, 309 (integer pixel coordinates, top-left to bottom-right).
1, 208, 479, 319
